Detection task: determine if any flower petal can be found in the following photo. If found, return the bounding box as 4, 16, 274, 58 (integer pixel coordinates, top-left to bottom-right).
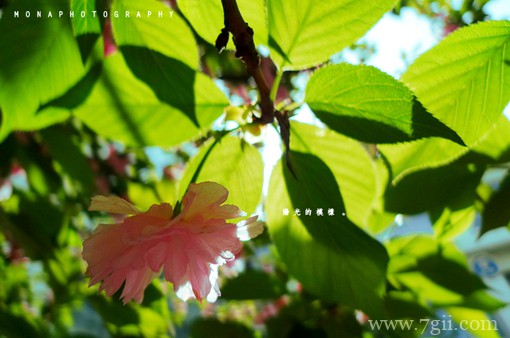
188, 259, 212, 301
146, 203, 173, 219
89, 195, 141, 214
237, 216, 264, 241
181, 182, 243, 221
120, 268, 160, 304
163, 233, 189, 286
122, 203, 173, 242
83, 203, 173, 302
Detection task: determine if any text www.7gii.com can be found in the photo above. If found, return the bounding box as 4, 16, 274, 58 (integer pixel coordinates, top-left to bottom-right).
368, 316, 498, 336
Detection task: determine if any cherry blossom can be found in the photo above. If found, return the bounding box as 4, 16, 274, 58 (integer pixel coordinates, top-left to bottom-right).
83, 181, 263, 304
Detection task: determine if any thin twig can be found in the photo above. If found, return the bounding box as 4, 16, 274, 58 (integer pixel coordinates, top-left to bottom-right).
218, 0, 294, 176
218, 0, 274, 123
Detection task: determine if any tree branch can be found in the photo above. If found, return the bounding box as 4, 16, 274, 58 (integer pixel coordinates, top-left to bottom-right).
218, 0, 294, 176
218, 0, 274, 123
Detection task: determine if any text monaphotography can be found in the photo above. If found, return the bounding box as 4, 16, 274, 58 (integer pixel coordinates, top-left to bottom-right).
10, 10, 175, 19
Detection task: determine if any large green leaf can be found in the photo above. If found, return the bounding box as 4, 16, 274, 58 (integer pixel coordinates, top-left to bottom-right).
380, 21, 510, 179
112, 0, 198, 69
403, 21, 510, 144
267, 0, 396, 70
128, 180, 178, 211
118, 44, 230, 128
482, 172, 510, 235
179, 136, 263, 216
112, 1, 223, 129
0, 0, 85, 140
384, 163, 483, 214
46, 61, 104, 106
290, 122, 377, 228
387, 236, 501, 310
447, 307, 500, 338
379, 138, 466, 182
468, 116, 510, 164
177, 0, 267, 47
70, 0, 104, 62
74, 53, 226, 147
71, 0, 102, 36
306, 64, 464, 145
35, 62, 103, 128
384, 291, 432, 320
266, 152, 388, 317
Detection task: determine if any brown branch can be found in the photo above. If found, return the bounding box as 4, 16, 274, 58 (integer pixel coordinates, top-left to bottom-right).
275, 110, 296, 177
218, 0, 294, 176
218, 0, 274, 123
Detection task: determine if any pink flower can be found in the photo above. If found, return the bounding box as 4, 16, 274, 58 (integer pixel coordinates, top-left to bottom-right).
83, 182, 263, 304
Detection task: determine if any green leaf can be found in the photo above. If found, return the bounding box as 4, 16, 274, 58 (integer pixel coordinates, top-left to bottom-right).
427, 162, 480, 242
403, 21, 510, 145
380, 21, 510, 179
379, 138, 467, 182
384, 163, 483, 214
33, 62, 103, 129
112, 0, 198, 69
128, 180, 178, 211
221, 270, 286, 300
111, 0, 228, 129
177, 0, 267, 47
388, 236, 495, 309
414, 256, 486, 296
138, 306, 173, 337
70, 0, 104, 62
74, 53, 226, 147
458, 290, 507, 313
468, 116, 510, 164
38, 61, 103, 111
266, 151, 388, 317
447, 307, 500, 338
306, 64, 464, 145
268, 0, 396, 70
365, 160, 397, 235
431, 205, 476, 242
290, 122, 377, 228
482, 172, 510, 234
127, 182, 164, 212
0, 0, 85, 140
384, 291, 432, 319
71, 0, 102, 36
119, 46, 209, 127
179, 136, 263, 216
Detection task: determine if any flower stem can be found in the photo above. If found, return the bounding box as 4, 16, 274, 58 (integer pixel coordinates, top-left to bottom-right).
270, 70, 283, 102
